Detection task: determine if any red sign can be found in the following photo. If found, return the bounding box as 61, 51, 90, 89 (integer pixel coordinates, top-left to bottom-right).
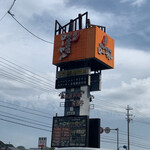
100, 127, 104, 134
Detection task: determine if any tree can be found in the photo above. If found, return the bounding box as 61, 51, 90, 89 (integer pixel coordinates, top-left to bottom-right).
17, 146, 26, 150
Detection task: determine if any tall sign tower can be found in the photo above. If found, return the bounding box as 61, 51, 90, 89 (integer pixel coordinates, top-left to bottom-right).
51, 12, 114, 149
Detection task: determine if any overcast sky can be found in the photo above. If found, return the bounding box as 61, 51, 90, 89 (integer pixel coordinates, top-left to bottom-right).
0, 0, 150, 150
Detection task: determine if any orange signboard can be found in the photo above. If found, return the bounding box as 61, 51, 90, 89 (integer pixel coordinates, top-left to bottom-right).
53, 26, 114, 69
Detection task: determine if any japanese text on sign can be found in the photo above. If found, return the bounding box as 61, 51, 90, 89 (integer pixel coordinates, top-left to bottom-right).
97, 36, 113, 60
59, 31, 80, 60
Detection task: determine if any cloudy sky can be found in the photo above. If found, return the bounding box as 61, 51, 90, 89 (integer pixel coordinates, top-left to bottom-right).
0, 0, 150, 150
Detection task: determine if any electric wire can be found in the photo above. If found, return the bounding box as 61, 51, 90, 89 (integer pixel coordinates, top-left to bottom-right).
0, 65, 57, 94
6, 0, 53, 44
119, 130, 150, 142
0, 64, 56, 93
8, 12, 53, 44
0, 104, 52, 119
0, 71, 53, 94
0, 59, 55, 89
0, 109, 51, 126
134, 119, 150, 126
0, 0, 15, 22
0, 56, 59, 94
0, 56, 55, 84
0, 69, 56, 94
0, 117, 51, 132
102, 136, 150, 150
104, 133, 150, 148
0, 100, 54, 116
0, 12, 8, 22
0, 113, 51, 129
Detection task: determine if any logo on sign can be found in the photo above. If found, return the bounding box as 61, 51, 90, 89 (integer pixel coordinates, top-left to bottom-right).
97, 36, 113, 60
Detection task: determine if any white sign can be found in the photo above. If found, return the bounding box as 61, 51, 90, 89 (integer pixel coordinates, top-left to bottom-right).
38, 137, 47, 148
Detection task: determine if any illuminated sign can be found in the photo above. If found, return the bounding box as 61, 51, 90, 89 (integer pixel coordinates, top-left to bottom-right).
97, 36, 113, 60
51, 116, 89, 147
59, 31, 80, 60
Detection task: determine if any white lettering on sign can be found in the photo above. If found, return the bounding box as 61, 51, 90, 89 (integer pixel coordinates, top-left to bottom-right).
97, 36, 113, 60
59, 31, 80, 60
67, 111, 75, 115
72, 100, 84, 107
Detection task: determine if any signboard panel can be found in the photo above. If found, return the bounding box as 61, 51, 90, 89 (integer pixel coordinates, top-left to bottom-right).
89, 119, 100, 148
56, 68, 90, 78
38, 137, 47, 148
53, 26, 114, 70
90, 73, 101, 91
51, 116, 89, 147
55, 75, 90, 89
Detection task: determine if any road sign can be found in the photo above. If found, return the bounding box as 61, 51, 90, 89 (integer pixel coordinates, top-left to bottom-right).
100, 127, 103, 134
123, 145, 127, 149
38, 137, 47, 148
105, 127, 110, 134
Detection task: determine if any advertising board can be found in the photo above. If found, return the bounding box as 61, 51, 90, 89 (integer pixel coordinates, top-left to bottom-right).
55, 75, 90, 89
38, 137, 47, 148
56, 68, 90, 78
53, 26, 114, 70
51, 116, 89, 147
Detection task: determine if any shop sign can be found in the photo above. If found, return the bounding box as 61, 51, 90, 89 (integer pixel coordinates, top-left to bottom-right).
97, 35, 113, 60
59, 91, 83, 99
59, 31, 80, 60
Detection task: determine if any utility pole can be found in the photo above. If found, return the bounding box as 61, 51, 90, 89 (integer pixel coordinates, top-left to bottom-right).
126, 105, 133, 150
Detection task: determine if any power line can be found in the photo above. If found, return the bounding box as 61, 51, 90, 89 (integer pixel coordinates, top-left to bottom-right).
6, 0, 53, 44
0, 66, 57, 93
134, 119, 150, 126
119, 130, 150, 143
0, 117, 51, 132
0, 56, 59, 94
0, 0, 16, 22
0, 12, 8, 22
0, 104, 53, 119
8, 11, 54, 44
0, 63, 56, 92
0, 59, 55, 89
0, 113, 51, 129
0, 69, 57, 94
102, 137, 150, 150
0, 100, 54, 116
0, 71, 52, 93
0, 109, 51, 126
0, 56, 55, 84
